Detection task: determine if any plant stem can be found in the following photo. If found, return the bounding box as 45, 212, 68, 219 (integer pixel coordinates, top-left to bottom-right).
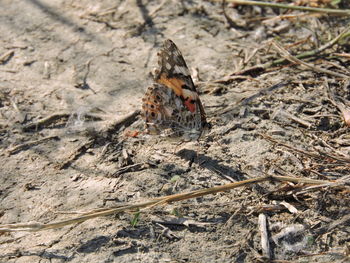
219, 0, 350, 16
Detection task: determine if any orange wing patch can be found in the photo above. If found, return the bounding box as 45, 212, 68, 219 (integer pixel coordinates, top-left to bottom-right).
157, 73, 198, 113
157, 73, 185, 97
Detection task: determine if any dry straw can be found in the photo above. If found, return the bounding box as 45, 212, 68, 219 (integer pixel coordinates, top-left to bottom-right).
0, 175, 340, 233
217, 0, 350, 16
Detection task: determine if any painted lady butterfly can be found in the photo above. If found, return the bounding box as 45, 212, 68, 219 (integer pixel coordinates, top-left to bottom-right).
141, 39, 210, 141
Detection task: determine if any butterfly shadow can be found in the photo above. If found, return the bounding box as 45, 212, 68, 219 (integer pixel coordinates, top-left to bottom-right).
176, 148, 246, 182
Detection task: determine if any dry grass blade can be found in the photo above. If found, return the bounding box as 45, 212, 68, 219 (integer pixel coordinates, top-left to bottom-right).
261, 134, 350, 164
214, 0, 350, 16
230, 24, 350, 76
315, 213, 350, 235
266, 24, 350, 68
325, 78, 350, 126
295, 181, 350, 195
272, 40, 350, 79
0, 175, 332, 233
334, 53, 350, 59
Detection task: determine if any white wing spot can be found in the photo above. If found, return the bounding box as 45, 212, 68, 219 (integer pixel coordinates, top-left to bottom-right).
174, 65, 189, 76
165, 62, 172, 70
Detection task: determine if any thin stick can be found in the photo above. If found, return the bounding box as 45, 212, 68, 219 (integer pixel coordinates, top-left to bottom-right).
0, 50, 14, 64
278, 110, 312, 129
261, 133, 350, 164
0, 175, 332, 232
269, 25, 350, 67
215, 0, 350, 16
324, 78, 350, 126
6, 136, 60, 155
272, 40, 350, 79
22, 113, 72, 131
231, 25, 350, 76
333, 53, 350, 59
258, 213, 271, 260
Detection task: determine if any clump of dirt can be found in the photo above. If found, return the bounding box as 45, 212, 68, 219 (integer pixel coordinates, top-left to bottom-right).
1, 1, 350, 262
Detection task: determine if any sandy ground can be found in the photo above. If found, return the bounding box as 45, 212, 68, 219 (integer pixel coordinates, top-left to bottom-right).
1, 0, 350, 262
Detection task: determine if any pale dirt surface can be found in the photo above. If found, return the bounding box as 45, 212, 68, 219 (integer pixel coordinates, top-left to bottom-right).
1, 0, 350, 262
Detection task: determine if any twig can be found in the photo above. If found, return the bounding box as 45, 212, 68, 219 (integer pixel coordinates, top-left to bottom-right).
315, 213, 350, 235
333, 53, 350, 59
321, 59, 350, 74
261, 14, 315, 25
218, 81, 288, 115
270, 25, 350, 66
294, 180, 350, 195
310, 133, 350, 159
272, 40, 350, 79
260, 133, 350, 164
0, 50, 14, 64
0, 175, 333, 232
212, 75, 258, 84
149, 0, 167, 17
277, 109, 312, 128
214, 0, 350, 16
151, 216, 213, 227
7, 136, 60, 155
231, 24, 350, 76
155, 222, 179, 240
212, 167, 236, 182
72, 58, 96, 94
22, 113, 71, 132
112, 163, 146, 176
258, 213, 271, 260
324, 78, 350, 126
22, 112, 104, 132
105, 110, 140, 134
59, 139, 95, 169
100, 110, 140, 141
280, 201, 298, 214
10, 98, 25, 123
0, 68, 18, 73
222, 0, 246, 30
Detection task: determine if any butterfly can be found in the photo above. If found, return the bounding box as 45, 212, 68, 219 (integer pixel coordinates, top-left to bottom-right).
141, 39, 210, 141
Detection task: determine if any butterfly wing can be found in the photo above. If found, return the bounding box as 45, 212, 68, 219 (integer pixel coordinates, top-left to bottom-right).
141, 39, 208, 140
154, 39, 207, 125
